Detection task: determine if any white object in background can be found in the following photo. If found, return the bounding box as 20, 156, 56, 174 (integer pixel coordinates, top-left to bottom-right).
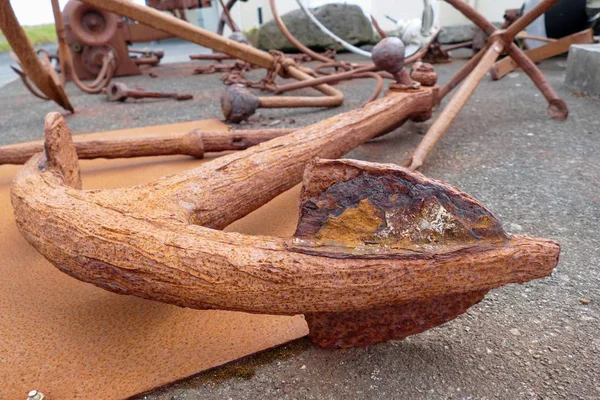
523, 0, 548, 49
296, 0, 440, 58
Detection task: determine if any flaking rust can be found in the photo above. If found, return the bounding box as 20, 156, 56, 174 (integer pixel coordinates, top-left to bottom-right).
291, 159, 515, 347
292, 159, 507, 257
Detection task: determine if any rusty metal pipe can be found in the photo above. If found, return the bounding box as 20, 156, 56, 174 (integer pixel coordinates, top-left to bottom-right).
275, 65, 377, 94
437, 44, 487, 102
0, 128, 297, 165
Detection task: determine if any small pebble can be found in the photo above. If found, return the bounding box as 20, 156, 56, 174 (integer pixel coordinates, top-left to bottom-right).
510, 328, 521, 336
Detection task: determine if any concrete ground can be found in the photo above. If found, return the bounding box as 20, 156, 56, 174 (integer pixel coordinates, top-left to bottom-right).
1, 51, 598, 400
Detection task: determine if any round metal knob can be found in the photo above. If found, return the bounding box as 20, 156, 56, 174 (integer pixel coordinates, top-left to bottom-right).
371, 37, 406, 78
221, 85, 259, 123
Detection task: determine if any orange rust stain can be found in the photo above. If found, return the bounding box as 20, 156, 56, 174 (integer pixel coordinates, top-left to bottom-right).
315, 199, 383, 247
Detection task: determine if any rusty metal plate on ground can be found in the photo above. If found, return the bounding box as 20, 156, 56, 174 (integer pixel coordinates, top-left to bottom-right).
0, 119, 307, 399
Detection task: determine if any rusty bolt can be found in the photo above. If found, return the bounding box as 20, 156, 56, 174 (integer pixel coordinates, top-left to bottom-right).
106, 82, 193, 102
410, 61, 438, 87
220, 85, 260, 123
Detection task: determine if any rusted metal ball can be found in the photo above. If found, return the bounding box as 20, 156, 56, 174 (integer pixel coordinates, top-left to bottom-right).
371, 37, 406, 76
221, 85, 260, 123
410, 61, 438, 87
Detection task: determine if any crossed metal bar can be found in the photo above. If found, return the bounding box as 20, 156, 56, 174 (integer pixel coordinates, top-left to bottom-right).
406, 0, 568, 171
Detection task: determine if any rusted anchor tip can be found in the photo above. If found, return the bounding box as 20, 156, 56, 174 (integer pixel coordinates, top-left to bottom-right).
42, 112, 81, 189
292, 158, 559, 348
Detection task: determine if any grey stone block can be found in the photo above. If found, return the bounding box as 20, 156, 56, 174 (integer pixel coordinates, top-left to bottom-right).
564, 44, 600, 98
257, 4, 373, 51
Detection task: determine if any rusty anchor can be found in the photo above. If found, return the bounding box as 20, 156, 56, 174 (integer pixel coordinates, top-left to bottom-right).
12, 69, 559, 348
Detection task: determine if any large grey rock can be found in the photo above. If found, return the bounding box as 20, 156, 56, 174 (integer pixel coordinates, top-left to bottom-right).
257, 4, 373, 51
564, 44, 600, 99
437, 24, 476, 44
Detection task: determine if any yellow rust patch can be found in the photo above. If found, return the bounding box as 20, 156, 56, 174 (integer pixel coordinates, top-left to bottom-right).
315, 199, 383, 247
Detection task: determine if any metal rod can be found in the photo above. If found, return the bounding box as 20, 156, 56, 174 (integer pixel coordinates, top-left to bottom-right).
437, 45, 487, 102
0, 128, 297, 165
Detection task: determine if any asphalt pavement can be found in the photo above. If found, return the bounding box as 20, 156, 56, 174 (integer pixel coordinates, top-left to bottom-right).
0, 50, 598, 400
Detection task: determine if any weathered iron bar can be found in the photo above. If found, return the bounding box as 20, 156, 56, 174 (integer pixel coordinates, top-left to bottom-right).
0, 128, 296, 165
105, 82, 194, 102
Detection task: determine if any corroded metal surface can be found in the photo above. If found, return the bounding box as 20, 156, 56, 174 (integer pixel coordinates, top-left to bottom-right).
305, 291, 488, 348
11, 96, 559, 349
105, 82, 193, 102
292, 159, 508, 257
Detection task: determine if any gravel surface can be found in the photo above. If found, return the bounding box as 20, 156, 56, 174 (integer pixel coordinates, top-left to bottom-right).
1, 52, 598, 400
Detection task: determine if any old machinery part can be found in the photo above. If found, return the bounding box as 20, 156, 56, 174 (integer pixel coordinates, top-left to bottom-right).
78, 0, 345, 120
12, 95, 559, 348
63, 0, 120, 46
0, 0, 73, 111
51, 0, 117, 94
0, 128, 296, 165
105, 82, 193, 102
63, 0, 143, 81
